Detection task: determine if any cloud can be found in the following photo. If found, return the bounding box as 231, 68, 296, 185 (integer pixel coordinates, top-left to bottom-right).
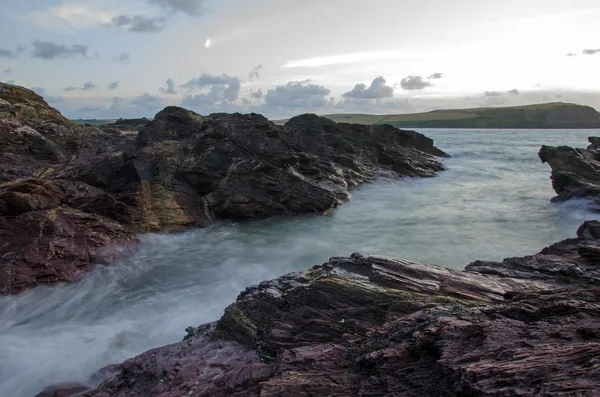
64, 81, 96, 91
181, 74, 242, 103
265, 80, 331, 108
31, 40, 88, 60
159, 78, 177, 94
0, 49, 16, 59
566, 52, 578, 57
583, 48, 600, 55
204, 37, 212, 49
3, 68, 11, 74
283, 51, 417, 68
507, 89, 520, 95
32, 87, 63, 104
400, 75, 432, 91
108, 81, 119, 90
109, 15, 166, 33
148, 0, 207, 15
130, 93, 162, 109
113, 53, 131, 63
250, 89, 264, 99
342, 76, 394, 99
428, 73, 444, 79
248, 64, 263, 80
484, 91, 503, 97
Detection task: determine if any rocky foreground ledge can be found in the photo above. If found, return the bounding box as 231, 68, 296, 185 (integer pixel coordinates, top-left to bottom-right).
37, 220, 600, 397
0, 83, 446, 294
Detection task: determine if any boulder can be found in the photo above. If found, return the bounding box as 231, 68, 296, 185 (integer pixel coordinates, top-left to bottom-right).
82, 225, 600, 397
539, 138, 600, 200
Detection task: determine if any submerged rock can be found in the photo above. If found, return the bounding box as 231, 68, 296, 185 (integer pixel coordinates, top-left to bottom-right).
79, 227, 600, 397
539, 137, 600, 201
0, 82, 446, 294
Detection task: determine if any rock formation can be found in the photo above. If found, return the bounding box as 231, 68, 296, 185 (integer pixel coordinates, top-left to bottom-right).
38, 221, 599, 397
539, 137, 600, 201
0, 83, 447, 293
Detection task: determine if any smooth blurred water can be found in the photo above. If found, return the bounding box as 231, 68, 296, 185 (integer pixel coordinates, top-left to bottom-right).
1, 129, 600, 396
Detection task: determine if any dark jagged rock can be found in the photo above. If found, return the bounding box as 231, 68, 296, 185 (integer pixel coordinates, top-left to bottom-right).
80, 227, 600, 397
0, 83, 446, 294
539, 137, 600, 201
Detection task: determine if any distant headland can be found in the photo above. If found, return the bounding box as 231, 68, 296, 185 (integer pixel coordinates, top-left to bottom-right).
277, 102, 600, 129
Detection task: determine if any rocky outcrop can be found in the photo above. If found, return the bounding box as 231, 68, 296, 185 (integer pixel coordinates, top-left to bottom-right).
0, 83, 446, 294
539, 137, 600, 201
63, 222, 600, 397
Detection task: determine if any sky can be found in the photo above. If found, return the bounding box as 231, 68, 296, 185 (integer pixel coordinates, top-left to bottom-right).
1, 0, 599, 119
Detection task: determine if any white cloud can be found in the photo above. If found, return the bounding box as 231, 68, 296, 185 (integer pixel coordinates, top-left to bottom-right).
27, 2, 115, 31
283, 51, 419, 68
204, 37, 212, 49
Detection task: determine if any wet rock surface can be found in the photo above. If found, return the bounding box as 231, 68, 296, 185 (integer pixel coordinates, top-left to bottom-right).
0, 82, 446, 294
81, 230, 600, 397
539, 136, 600, 201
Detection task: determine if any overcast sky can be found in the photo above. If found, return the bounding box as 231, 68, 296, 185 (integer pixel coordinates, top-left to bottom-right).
1, 0, 599, 119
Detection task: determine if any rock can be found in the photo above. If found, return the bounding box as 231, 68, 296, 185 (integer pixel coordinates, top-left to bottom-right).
0, 208, 136, 294
83, 227, 600, 397
539, 138, 600, 200
588, 136, 600, 150
577, 220, 600, 240
33, 382, 89, 397
1, 83, 446, 293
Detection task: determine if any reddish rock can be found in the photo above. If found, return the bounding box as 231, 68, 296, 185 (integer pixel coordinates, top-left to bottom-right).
83, 229, 600, 397
0, 208, 136, 294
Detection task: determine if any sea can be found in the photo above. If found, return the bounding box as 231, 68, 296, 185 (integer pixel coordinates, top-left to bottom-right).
1, 129, 600, 396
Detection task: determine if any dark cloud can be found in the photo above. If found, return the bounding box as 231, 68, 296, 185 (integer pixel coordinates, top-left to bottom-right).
428, 73, 444, 79
64, 82, 96, 91
31, 40, 88, 60
3, 68, 11, 74
265, 80, 331, 108
343, 76, 394, 99
566, 52, 577, 57
484, 91, 503, 97
583, 48, 600, 55
113, 53, 131, 63
180, 74, 242, 104
507, 89, 520, 95
32, 87, 63, 104
159, 78, 177, 94
248, 64, 263, 80
0, 49, 16, 58
110, 15, 166, 33
108, 81, 119, 90
148, 0, 207, 15
400, 75, 432, 91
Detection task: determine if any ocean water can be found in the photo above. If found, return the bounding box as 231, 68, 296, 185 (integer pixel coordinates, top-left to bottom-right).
1, 129, 600, 396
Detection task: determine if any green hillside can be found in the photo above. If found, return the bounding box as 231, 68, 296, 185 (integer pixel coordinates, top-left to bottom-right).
317, 103, 600, 129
